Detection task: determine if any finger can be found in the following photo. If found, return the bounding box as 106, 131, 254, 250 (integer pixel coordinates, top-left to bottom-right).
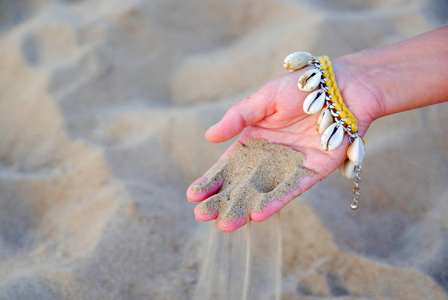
194, 196, 220, 221
216, 216, 247, 233
250, 198, 286, 223
205, 83, 277, 143
214, 195, 250, 232
186, 163, 226, 202
250, 174, 319, 222
187, 176, 224, 203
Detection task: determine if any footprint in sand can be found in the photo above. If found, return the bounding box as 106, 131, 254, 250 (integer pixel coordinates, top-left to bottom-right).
188, 139, 313, 232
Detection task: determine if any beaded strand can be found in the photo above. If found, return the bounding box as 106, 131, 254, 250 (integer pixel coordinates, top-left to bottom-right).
318, 56, 358, 134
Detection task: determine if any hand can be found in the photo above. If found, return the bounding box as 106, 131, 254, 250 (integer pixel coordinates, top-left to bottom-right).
187, 58, 384, 232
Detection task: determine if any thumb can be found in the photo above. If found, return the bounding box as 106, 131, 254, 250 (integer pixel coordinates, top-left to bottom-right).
205, 83, 277, 143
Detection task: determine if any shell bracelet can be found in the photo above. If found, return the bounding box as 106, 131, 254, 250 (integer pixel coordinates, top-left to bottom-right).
283, 52, 366, 210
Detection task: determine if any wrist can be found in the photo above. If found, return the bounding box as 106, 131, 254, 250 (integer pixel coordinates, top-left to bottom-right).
330, 53, 387, 135
336, 26, 448, 119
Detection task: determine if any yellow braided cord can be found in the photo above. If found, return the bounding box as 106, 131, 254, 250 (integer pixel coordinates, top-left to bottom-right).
318, 56, 358, 133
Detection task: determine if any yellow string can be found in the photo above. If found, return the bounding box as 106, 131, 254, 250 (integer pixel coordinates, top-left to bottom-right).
318, 56, 357, 133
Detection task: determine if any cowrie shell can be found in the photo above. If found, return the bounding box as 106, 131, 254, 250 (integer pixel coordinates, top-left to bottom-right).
347, 136, 365, 166
338, 159, 356, 179
298, 68, 322, 92
303, 89, 326, 114
321, 122, 344, 151
283, 51, 312, 70
316, 108, 333, 134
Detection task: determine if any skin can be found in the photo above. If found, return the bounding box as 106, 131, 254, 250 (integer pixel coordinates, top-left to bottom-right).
187, 25, 448, 232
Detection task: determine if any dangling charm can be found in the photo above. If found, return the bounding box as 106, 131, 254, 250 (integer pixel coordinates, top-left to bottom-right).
347, 136, 365, 166
317, 108, 333, 134
303, 90, 326, 114
351, 164, 362, 210
339, 159, 356, 179
284, 51, 312, 70
298, 69, 322, 91
321, 122, 344, 151
283, 52, 367, 210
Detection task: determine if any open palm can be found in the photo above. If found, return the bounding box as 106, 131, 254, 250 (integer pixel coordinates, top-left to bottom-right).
187, 59, 383, 232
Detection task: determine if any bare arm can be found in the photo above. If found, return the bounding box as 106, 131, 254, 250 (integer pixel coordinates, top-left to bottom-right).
188, 25, 448, 232
337, 25, 448, 120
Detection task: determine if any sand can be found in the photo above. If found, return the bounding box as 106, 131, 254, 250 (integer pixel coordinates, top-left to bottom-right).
193, 139, 313, 220
1, 0, 448, 299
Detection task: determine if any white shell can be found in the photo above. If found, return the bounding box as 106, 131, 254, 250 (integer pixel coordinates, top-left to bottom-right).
303, 89, 326, 114
338, 159, 356, 179
347, 136, 365, 166
321, 122, 344, 151
298, 69, 322, 92
316, 108, 333, 134
283, 52, 312, 70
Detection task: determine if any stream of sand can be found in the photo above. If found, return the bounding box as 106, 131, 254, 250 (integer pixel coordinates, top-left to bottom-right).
194, 213, 282, 300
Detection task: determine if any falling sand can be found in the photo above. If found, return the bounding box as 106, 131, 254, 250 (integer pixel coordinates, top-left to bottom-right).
192, 139, 314, 224
194, 213, 283, 300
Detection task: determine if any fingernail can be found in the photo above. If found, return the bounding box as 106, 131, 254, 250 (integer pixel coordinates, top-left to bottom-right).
207, 123, 217, 132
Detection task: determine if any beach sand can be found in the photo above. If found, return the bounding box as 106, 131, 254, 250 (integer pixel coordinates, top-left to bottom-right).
1, 0, 448, 299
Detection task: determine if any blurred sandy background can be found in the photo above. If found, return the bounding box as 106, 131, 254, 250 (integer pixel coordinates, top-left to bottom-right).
1, 0, 448, 299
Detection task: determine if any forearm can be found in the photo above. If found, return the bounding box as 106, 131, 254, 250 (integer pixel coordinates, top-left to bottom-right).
340, 25, 448, 119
